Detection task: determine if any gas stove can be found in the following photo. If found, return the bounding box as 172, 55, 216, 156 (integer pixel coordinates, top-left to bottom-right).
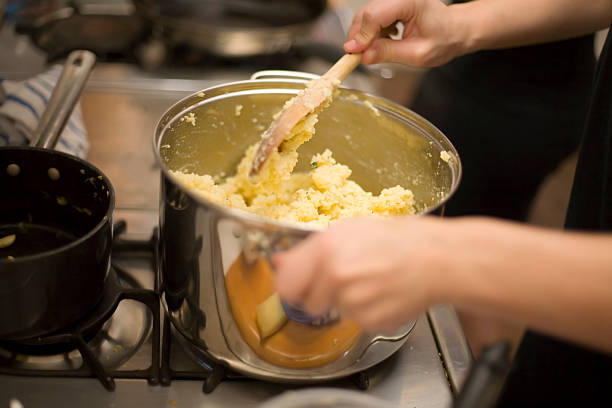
0, 3, 471, 405
0, 210, 471, 407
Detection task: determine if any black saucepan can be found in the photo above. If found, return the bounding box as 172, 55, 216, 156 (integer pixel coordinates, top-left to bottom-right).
0, 50, 115, 341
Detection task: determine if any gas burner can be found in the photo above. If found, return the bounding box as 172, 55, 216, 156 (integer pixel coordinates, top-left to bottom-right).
0, 268, 150, 359
0, 222, 160, 391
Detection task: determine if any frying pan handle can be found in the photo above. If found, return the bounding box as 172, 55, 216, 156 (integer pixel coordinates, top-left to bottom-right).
30, 50, 96, 149
250, 70, 320, 82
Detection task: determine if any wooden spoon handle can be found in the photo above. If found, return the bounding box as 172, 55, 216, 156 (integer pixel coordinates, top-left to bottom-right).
322, 53, 362, 83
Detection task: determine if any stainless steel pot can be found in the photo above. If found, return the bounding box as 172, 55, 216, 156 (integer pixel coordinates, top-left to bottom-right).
153, 72, 461, 382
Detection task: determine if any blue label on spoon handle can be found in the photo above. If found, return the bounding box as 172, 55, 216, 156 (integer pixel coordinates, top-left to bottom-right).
281, 301, 339, 326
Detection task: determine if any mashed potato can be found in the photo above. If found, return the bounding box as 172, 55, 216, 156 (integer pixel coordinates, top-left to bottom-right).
171, 83, 416, 226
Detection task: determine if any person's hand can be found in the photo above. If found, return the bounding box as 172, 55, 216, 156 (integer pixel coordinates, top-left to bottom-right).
273, 213, 612, 353
343, 0, 464, 67
273, 216, 453, 332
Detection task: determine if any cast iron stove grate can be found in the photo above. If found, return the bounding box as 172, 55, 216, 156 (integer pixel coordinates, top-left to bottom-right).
0, 221, 161, 391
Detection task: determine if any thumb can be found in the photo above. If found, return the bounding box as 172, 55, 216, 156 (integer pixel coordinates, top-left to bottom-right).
344, 0, 413, 53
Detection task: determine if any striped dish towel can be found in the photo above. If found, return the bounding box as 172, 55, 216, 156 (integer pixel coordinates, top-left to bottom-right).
0, 65, 89, 159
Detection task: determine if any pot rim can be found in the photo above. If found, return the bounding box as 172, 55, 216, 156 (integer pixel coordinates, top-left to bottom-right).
152, 76, 462, 233
0, 146, 115, 264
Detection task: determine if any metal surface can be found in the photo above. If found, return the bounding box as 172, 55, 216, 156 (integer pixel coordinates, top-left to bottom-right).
154, 77, 461, 382
0, 320, 453, 408
428, 304, 474, 394
259, 388, 399, 408
453, 341, 510, 408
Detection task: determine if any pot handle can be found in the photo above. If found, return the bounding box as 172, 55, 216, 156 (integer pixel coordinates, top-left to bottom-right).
30, 50, 96, 150
369, 319, 416, 343
250, 70, 320, 82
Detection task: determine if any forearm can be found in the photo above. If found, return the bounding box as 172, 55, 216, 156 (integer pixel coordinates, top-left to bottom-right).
450, 0, 612, 56
444, 217, 612, 354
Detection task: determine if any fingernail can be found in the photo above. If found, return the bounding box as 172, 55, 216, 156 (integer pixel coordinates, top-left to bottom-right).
344, 39, 358, 51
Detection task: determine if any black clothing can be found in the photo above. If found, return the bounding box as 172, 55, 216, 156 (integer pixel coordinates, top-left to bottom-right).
411, 2, 611, 401
495, 28, 612, 407
565, 34, 612, 231
411, 14, 595, 220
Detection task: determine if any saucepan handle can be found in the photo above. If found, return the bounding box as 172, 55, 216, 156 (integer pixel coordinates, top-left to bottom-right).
31, 49, 96, 150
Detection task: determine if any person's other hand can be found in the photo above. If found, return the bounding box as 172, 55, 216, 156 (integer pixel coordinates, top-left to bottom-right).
344, 0, 463, 66
273, 216, 452, 332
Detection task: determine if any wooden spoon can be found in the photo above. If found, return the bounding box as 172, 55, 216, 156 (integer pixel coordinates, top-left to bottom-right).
249, 53, 362, 177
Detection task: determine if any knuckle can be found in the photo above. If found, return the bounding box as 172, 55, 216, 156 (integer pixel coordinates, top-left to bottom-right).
413, 47, 429, 66
412, 42, 438, 67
